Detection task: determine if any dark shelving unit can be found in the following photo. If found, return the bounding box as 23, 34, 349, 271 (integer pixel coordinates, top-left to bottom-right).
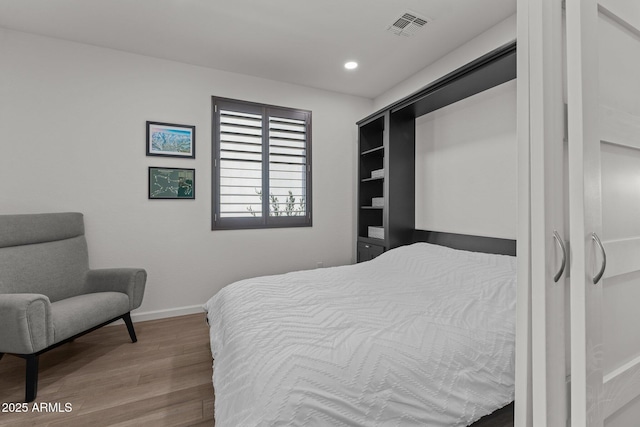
357, 112, 386, 258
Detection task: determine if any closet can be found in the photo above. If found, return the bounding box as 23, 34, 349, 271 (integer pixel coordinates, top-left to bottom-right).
522, 0, 640, 425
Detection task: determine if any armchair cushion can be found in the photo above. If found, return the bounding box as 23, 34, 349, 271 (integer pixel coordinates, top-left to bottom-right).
0, 294, 53, 354
51, 292, 130, 342
0, 212, 84, 248
0, 212, 89, 302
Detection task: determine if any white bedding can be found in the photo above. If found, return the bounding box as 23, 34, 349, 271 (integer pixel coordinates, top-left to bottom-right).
204, 242, 516, 426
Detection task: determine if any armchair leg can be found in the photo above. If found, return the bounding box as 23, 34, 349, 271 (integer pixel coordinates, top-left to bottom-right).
123, 312, 137, 343
25, 355, 39, 403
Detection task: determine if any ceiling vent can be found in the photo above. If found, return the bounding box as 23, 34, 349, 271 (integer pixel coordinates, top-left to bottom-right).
387, 11, 428, 37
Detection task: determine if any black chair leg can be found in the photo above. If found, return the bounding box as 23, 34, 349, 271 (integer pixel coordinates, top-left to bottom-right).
0, 352, 4, 361
25, 355, 39, 403
123, 312, 137, 343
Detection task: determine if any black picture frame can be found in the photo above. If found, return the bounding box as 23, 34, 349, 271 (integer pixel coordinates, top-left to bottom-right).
146, 121, 195, 159
148, 167, 195, 200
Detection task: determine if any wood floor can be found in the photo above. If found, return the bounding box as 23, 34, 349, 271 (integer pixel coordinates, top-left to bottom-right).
0, 313, 214, 427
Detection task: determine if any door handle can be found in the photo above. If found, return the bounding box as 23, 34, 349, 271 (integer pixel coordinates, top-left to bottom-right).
553, 230, 567, 282
592, 232, 607, 285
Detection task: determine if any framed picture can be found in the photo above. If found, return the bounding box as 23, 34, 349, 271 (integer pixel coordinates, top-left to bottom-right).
146, 121, 195, 158
148, 167, 195, 199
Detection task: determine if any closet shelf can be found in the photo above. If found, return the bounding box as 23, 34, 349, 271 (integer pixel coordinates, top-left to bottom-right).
361, 146, 384, 156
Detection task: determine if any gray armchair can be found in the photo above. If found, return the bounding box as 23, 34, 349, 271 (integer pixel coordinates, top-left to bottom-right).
0, 212, 146, 402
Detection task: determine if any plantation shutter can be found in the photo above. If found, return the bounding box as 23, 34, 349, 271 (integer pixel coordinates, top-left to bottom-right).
268, 112, 308, 218
213, 97, 312, 230
218, 109, 263, 218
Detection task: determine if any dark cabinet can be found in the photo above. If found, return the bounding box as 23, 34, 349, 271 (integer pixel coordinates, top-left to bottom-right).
357, 241, 385, 262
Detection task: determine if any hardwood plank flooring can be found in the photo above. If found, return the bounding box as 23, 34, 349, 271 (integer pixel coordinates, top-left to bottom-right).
0, 312, 514, 427
0, 314, 214, 427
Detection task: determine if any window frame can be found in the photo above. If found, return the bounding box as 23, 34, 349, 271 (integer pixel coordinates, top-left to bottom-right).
212, 96, 312, 230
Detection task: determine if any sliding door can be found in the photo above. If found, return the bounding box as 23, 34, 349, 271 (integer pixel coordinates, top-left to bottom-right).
566, 0, 640, 425
518, 0, 568, 426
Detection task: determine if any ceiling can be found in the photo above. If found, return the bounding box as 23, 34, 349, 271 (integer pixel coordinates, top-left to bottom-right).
0, 0, 516, 99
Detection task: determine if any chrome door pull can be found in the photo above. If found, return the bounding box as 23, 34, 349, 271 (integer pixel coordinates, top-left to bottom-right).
553, 230, 567, 282
592, 232, 607, 285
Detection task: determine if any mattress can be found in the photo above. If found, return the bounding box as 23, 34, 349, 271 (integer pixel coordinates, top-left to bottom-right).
204, 242, 517, 426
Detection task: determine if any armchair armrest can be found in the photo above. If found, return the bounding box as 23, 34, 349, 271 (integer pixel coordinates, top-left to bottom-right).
0, 294, 52, 354
84, 268, 147, 311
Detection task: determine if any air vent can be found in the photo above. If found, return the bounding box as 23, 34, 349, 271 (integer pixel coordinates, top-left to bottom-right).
387, 11, 428, 37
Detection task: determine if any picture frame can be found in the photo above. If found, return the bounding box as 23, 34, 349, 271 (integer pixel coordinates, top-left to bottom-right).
146, 121, 195, 158
148, 167, 195, 199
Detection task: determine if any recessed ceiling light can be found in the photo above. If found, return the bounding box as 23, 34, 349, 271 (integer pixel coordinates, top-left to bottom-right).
344, 61, 358, 70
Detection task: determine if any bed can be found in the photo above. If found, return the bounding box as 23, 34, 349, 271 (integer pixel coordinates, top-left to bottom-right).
204, 231, 517, 426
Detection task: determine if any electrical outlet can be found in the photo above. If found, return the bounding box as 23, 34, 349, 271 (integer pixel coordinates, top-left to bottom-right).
316, 261, 324, 268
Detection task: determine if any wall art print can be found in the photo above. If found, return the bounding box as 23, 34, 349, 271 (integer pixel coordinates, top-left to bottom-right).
146, 121, 195, 158
148, 167, 195, 199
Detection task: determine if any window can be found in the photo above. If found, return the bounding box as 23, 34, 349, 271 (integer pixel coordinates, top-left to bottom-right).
212, 97, 312, 230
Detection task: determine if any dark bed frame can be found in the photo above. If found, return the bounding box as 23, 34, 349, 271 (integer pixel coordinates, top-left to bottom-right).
412, 229, 516, 256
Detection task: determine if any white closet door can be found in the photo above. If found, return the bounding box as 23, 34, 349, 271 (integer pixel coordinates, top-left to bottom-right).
524, 0, 569, 426
566, 0, 640, 425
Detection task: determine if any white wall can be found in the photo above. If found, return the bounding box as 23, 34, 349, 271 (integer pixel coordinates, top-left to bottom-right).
414, 80, 517, 239
0, 28, 372, 319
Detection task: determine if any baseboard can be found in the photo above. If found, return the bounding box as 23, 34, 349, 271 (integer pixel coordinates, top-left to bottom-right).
108, 305, 206, 326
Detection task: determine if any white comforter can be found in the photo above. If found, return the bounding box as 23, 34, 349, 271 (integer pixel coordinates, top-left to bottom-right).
204, 243, 516, 426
